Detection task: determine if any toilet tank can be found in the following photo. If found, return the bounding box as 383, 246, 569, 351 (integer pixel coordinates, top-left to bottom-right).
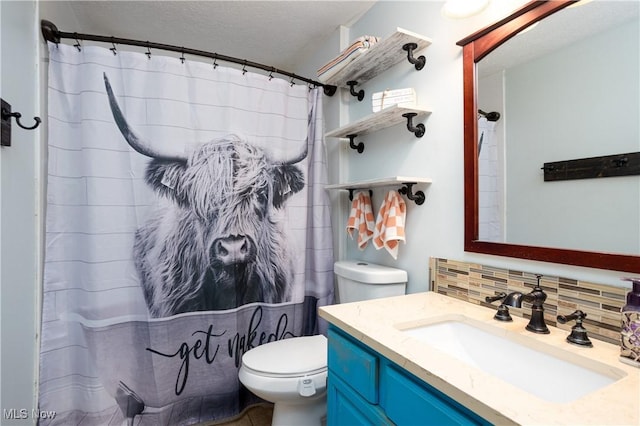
334, 260, 407, 303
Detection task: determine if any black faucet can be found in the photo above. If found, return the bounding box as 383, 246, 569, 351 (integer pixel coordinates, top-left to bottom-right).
502, 274, 550, 334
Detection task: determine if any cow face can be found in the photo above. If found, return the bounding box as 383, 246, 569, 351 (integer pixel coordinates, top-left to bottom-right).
143, 138, 305, 269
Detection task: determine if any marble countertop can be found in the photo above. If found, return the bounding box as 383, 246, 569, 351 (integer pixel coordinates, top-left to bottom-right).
318, 292, 640, 425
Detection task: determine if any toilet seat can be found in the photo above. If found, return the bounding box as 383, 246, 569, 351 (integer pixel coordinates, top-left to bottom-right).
241, 335, 327, 378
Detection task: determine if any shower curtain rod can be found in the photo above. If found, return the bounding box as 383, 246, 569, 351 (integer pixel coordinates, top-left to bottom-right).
40, 20, 337, 97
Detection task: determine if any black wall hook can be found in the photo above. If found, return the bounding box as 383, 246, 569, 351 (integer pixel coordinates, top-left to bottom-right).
347, 189, 373, 201
1, 98, 42, 147
402, 43, 426, 71
398, 182, 425, 205
346, 81, 365, 101
347, 134, 364, 154
402, 112, 426, 137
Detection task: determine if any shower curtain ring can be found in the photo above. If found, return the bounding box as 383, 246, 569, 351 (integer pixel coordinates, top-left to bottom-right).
213, 56, 218, 69
268, 68, 274, 81
180, 48, 185, 64
290, 77, 295, 87
110, 37, 117, 55
145, 42, 151, 59
73, 33, 81, 52
242, 60, 247, 75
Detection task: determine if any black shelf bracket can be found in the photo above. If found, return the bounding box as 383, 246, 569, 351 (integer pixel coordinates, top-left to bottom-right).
402, 112, 425, 138
402, 43, 426, 71
346, 81, 365, 102
347, 134, 364, 154
323, 85, 338, 97
398, 182, 425, 205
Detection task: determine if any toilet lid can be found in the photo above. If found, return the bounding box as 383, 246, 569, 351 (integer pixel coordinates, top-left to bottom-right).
241, 335, 327, 377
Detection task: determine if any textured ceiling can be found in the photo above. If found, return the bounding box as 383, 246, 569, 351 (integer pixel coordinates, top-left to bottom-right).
44, 1, 377, 72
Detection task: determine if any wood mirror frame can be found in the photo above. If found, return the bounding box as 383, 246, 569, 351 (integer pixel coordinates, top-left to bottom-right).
457, 0, 640, 274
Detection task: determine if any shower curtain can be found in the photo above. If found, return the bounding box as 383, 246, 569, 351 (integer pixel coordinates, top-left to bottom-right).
477, 116, 502, 242
39, 43, 333, 425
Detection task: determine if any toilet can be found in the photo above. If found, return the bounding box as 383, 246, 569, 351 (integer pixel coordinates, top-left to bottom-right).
238, 260, 407, 425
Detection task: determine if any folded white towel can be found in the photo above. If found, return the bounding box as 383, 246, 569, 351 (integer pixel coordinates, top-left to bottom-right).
346, 191, 375, 250
373, 190, 406, 259
317, 35, 380, 82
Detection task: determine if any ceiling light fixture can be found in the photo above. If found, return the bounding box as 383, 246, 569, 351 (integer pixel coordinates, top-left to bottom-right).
441, 0, 490, 19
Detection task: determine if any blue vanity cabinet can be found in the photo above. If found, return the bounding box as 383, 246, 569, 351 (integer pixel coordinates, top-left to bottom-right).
327, 325, 491, 426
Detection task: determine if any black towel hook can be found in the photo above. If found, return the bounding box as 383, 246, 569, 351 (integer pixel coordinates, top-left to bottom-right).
347, 189, 373, 201
1, 98, 42, 147
1, 107, 41, 130
402, 43, 426, 70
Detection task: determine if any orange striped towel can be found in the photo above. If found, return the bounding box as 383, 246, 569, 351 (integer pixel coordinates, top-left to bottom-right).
346, 191, 375, 249
373, 191, 406, 259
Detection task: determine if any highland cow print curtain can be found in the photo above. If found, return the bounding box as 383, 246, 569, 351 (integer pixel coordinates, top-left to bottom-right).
39, 42, 333, 425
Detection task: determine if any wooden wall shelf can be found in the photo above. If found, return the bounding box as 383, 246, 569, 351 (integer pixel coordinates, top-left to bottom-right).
322, 28, 432, 88
325, 106, 431, 139
326, 176, 432, 205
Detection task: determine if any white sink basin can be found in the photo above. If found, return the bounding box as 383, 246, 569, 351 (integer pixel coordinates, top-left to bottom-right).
396, 316, 625, 403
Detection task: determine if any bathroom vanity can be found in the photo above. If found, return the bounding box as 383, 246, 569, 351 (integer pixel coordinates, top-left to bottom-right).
318, 292, 640, 425
327, 325, 489, 425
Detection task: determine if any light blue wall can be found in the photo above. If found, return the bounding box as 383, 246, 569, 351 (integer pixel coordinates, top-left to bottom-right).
1, 1, 40, 424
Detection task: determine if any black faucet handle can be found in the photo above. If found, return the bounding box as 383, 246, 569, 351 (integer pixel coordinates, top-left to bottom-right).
485, 292, 507, 303
557, 310, 587, 325
485, 292, 512, 322
556, 310, 593, 347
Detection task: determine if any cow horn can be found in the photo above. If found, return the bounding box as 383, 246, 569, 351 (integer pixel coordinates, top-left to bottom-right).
104, 73, 188, 161
248, 138, 308, 165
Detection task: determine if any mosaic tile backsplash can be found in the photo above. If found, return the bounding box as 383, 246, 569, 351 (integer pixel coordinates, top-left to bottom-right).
430, 258, 629, 345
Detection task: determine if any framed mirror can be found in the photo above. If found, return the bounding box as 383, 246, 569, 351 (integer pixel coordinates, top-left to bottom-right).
457, 0, 640, 273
